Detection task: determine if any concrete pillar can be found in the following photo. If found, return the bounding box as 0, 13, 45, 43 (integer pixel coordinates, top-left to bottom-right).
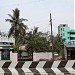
64, 46, 67, 60
0, 51, 1, 60
10, 51, 12, 61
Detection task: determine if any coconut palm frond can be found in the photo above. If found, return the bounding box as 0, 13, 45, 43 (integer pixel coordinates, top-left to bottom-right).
8, 26, 14, 37
5, 19, 13, 23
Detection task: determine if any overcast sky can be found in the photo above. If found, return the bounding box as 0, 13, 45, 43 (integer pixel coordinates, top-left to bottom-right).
0, 0, 74, 35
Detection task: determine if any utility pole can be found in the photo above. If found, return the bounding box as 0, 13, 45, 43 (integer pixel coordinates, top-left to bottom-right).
50, 13, 54, 60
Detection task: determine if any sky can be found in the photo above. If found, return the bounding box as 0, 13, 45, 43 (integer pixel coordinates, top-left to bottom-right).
0, 0, 74, 35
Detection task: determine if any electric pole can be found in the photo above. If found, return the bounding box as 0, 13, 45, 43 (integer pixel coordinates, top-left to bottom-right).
50, 13, 54, 60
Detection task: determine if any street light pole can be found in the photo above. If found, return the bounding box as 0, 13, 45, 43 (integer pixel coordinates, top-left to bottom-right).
50, 13, 54, 60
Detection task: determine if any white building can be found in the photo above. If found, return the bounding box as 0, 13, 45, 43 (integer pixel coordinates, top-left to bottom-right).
0, 32, 15, 60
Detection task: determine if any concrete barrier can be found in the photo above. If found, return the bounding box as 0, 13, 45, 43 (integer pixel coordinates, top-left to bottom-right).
0, 60, 75, 75
33, 52, 52, 61
10, 51, 18, 62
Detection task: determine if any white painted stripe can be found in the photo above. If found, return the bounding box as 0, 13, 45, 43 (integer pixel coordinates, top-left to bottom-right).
65, 68, 75, 74
51, 61, 61, 68
8, 62, 18, 68
8, 68, 19, 75
22, 68, 32, 73
0, 73, 4, 75
0, 61, 5, 67
36, 61, 46, 68
0, 68, 5, 73
51, 68, 62, 73
25, 73, 34, 75
36, 68, 47, 75
65, 60, 75, 67
56, 73, 64, 75
22, 61, 32, 68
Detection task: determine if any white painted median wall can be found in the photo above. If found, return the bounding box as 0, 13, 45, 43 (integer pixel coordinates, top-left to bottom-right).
10, 51, 18, 62
33, 52, 52, 61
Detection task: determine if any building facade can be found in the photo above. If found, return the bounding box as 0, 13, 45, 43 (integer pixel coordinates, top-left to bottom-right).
58, 24, 75, 60
70, 30, 75, 46
0, 32, 15, 60
58, 24, 70, 43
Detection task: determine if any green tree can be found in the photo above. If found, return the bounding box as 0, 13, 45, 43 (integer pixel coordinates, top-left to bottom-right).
26, 27, 51, 53
6, 8, 28, 49
53, 34, 64, 53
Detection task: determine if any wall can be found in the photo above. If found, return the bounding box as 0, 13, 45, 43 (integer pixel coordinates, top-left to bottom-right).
10, 51, 18, 62
58, 24, 70, 44
33, 52, 52, 61
0, 60, 75, 74
61, 26, 70, 43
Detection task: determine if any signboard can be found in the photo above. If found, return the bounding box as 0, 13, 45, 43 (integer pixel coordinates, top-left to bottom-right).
0, 46, 13, 49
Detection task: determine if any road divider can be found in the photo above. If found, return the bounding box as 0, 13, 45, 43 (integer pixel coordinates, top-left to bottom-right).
0, 60, 75, 75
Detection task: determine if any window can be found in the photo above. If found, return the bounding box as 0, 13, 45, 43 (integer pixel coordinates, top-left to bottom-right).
63, 25, 66, 27
68, 37, 70, 39
63, 28, 64, 31
63, 33, 65, 36
67, 32, 70, 34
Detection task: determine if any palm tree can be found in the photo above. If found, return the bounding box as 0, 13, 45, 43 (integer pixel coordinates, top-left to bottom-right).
6, 8, 28, 49
33, 27, 38, 36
